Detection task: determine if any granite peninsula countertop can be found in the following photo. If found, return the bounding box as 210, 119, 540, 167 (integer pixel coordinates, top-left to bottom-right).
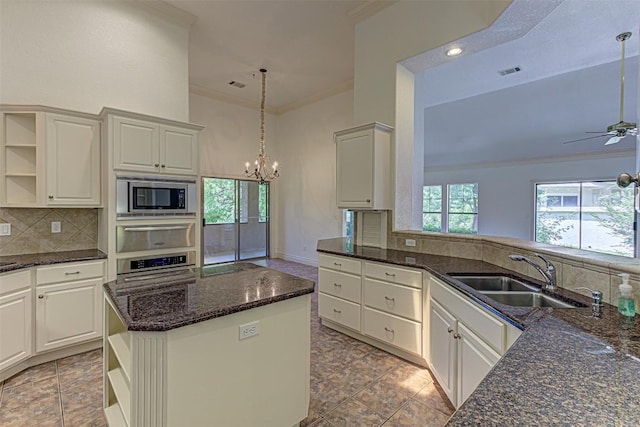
317, 238, 640, 426
0, 249, 107, 273
103, 262, 315, 332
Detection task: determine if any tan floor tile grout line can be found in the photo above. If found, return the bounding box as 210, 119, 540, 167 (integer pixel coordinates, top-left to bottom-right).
56, 360, 65, 427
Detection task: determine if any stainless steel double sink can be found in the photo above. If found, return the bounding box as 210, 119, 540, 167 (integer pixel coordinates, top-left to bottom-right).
449, 275, 582, 308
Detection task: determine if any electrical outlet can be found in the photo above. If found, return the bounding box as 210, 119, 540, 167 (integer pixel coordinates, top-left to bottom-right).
239, 321, 260, 340
405, 256, 416, 264
51, 221, 61, 233
405, 239, 416, 247
0, 223, 11, 236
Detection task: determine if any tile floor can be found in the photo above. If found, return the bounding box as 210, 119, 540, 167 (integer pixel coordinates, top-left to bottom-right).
0, 259, 453, 427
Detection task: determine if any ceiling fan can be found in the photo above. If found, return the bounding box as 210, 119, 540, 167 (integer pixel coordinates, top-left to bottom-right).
563, 32, 638, 146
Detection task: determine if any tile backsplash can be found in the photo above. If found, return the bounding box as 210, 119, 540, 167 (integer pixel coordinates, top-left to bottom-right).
0, 208, 98, 256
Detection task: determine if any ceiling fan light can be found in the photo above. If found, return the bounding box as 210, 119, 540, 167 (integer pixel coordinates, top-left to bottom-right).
605, 136, 623, 145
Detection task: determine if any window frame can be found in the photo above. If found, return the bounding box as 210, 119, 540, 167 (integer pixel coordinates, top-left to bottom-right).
422, 183, 478, 235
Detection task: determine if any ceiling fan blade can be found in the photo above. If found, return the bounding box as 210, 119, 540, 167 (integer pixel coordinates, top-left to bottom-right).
604, 135, 624, 145
585, 131, 614, 134
562, 134, 609, 144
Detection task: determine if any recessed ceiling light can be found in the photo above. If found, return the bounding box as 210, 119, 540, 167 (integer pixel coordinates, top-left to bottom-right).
446, 47, 462, 57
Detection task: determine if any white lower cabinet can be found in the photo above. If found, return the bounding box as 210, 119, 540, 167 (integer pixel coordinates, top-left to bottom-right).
36, 277, 103, 352
35, 260, 104, 353
0, 270, 32, 371
429, 277, 520, 408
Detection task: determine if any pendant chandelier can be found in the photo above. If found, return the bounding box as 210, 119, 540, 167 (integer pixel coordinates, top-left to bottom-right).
244, 68, 279, 184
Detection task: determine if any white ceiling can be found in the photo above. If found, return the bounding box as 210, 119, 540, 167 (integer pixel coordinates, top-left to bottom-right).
419, 0, 640, 168
166, 0, 381, 112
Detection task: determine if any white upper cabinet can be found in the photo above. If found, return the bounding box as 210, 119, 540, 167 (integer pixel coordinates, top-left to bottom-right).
112, 115, 199, 175
45, 113, 101, 206
0, 108, 101, 207
335, 122, 392, 210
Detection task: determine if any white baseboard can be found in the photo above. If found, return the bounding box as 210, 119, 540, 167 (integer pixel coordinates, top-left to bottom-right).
273, 252, 318, 267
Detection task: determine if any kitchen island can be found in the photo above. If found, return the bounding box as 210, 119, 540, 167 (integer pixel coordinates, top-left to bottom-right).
102, 262, 315, 427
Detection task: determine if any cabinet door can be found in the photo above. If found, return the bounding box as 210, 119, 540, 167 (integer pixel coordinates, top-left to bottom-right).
429, 299, 456, 404
46, 114, 101, 206
36, 278, 102, 353
159, 125, 199, 175
113, 116, 160, 173
0, 289, 32, 371
336, 129, 374, 208
456, 322, 500, 406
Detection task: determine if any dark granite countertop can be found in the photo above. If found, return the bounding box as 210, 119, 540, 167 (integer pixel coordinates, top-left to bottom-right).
0, 249, 107, 273
317, 238, 640, 426
103, 262, 315, 332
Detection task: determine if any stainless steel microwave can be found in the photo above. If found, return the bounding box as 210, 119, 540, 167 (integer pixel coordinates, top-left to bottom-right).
116, 176, 196, 218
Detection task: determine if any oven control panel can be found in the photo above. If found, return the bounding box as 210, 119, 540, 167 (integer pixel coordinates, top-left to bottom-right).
117, 251, 196, 275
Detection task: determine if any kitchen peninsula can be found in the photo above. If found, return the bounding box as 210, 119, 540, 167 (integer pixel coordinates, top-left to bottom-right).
102, 263, 314, 427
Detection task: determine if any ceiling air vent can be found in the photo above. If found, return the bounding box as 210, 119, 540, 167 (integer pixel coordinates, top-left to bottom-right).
228, 81, 246, 88
498, 66, 522, 76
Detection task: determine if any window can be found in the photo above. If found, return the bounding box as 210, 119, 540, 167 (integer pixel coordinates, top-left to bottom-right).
448, 183, 478, 234
422, 183, 478, 235
203, 178, 235, 224
258, 184, 268, 222
535, 181, 635, 257
343, 210, 354, 239
423, 185, 442, 232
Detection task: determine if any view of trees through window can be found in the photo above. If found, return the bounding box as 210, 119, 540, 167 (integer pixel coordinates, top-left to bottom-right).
535, 181, 635, 257
422, 183, 478, 235
203, 178, 268, 224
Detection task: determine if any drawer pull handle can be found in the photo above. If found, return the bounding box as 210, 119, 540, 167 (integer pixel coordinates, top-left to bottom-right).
333, 308, 342, 314
333, 283, 342, 287
384, 327, 394, 333
447, 327, 453, 333
38, 294, 44, 299
384, 296, 395, 302
333, 262, 342, 267
385, 272, 396, 277
453, 333, 461, 339
65, 271, 81, 275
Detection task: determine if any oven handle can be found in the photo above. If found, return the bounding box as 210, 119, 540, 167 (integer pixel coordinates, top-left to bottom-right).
123, 226, 191, 232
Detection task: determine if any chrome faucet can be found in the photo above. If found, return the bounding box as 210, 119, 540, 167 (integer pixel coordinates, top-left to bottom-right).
509, 253, 556, 290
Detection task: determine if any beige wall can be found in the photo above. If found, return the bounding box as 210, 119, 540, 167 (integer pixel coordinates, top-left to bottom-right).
353, 1, 510, 230
0, 208, 98, 256
0, 0, 190, 121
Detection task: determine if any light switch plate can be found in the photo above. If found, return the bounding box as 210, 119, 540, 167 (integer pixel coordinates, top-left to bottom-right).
51, 221, 61, 233
0, 223, 10, 236
405, 239, 416, 247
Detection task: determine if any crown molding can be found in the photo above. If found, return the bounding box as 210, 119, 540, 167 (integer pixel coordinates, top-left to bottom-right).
347, 0, 398, 23
424, 148, 636, 172
190, 79, 354, 115
132, 0, 197, 28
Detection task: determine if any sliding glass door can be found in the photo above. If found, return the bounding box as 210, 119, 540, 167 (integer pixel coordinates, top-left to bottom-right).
202, 177, 269, 265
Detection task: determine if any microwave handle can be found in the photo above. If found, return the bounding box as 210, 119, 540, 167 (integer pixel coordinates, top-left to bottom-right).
123, 226, 191, 232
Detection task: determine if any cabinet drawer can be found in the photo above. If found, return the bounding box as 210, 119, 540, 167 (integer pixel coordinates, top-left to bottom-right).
364, 278, 421, 321
363, 307, 421, 355
319, 268, 361, 303
318, 254, 361, 276
0, 269, 31, 295
364, 261, 422, 289
319, 293, 361, 332
36, 260, 104, 285
431, 278, 505, 354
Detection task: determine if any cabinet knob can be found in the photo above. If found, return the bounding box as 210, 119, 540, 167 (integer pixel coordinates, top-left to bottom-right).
154, 163, 160, 167
48, 195, 54, 199
447, 327, 453, 333
38, 294, 44, 299
366, 199, 371, 203
161, 164, 166, 168
453, 333, 461, 339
